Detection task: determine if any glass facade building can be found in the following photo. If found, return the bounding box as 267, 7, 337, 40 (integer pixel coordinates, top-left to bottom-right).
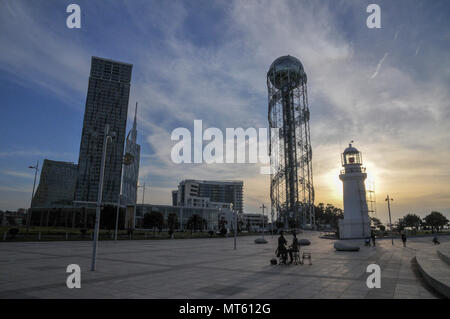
75, 57, 133, 204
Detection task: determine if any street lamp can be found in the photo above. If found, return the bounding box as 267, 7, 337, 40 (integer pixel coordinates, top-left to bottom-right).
231, 203, 237, 250
385, 195, 394, 245
138, 182, 146, 205
260, 204, 266, 240
91, 124, 115, 271
271, 208, 274, 238
27, 161, 39, 232
114, 152, 135, 241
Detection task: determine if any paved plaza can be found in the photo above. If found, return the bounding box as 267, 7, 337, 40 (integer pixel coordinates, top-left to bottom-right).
0, 231, 448, 299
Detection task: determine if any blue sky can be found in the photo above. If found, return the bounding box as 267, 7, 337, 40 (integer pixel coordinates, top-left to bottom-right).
0, 0, 449, 224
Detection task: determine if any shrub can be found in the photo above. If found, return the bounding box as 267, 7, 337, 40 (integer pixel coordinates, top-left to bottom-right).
9, 228, 19, 239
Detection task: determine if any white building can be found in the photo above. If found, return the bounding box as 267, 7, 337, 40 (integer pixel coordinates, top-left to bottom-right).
241, 213, 269, 231
338, 143, 371, 239
175, 179, 243, 213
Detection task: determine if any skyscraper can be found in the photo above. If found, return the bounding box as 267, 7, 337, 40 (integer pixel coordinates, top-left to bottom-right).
75, 56, 133, 204
122, 103, 141, 205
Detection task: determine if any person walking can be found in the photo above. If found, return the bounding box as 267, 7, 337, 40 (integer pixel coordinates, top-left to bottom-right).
371, 230, 376, 247
401, 232, 407, 247
277, 231, 288, 264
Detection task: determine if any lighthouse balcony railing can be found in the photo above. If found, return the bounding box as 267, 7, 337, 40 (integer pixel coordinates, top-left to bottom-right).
341, 167, 366, 174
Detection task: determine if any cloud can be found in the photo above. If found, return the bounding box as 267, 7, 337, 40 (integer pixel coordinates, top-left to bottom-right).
0, 1, 92, 107
0, 0, 449, 221
1, 170, 33, 179
0, 150, 74, 159
369, 52, 388, 79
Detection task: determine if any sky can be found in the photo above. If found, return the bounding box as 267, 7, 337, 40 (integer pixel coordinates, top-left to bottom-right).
0, 0, 449, 225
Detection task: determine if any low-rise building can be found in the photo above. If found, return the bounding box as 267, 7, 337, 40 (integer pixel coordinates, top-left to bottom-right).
134, 204, 227, 231
241, 213, 269, 231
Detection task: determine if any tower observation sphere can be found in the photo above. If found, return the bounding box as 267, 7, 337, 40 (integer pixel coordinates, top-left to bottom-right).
267, 55, 314, 228
268, 55, 307, 89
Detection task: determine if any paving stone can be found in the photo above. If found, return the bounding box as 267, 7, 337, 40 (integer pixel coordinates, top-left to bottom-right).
0, 232, 448, 299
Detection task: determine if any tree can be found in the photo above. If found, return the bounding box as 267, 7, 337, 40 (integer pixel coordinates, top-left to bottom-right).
395, 218, 406, 233
218, 217, 227, 236
314, 203, 343, 229
167, 213, 178, 239
402, 214, 422, 230
187, 214, 206, 234
288, 217, 296, 229
370, 217, 382, 229
423, 211, 449, 233
143, 211, 164, 236
100, 205, 116, 230
237, 219, 244, 233
275, 220, 284, 229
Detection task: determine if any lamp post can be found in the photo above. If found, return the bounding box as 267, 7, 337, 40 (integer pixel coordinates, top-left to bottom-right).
231, 203, 236, 250
91, 124, 115, 271
138, 182, 145, 205
385, 195, 394, 245
260, 204, 266, 240
27, 160, 39, 232
271, 208, 274, 238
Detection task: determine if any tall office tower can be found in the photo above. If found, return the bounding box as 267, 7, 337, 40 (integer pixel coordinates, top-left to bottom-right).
267, 55, 314, 228
75, 57, 133, 204
177, 180, 244, 213
122, 103, 141, 205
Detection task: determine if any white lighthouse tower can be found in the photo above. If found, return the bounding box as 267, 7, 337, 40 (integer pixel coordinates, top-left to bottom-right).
338, 143, 371, 239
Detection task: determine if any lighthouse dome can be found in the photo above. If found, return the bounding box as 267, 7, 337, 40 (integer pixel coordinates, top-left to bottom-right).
343, 144, 359, 155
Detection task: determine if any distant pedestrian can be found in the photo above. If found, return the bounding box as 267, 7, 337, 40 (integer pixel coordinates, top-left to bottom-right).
277, 231, 288, 264
288, 232, 300, 264
371, 231, 376, 247
401, 233, 407, 247
432, 235, 440, 245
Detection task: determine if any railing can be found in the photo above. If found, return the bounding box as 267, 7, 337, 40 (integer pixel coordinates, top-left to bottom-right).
340, 167, 366, 174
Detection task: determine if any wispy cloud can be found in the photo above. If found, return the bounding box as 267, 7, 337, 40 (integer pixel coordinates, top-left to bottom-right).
369, 52, 388, 79
0, 150, 74, 159
1, 170, 33, 179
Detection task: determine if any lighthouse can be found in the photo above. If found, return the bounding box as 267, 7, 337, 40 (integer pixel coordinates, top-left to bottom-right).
338, 143, 371, 239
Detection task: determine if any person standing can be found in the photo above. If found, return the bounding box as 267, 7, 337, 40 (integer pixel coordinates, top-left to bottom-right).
371, 230, 376, 247
401, 232, 407, 247
288, 232, 299, 264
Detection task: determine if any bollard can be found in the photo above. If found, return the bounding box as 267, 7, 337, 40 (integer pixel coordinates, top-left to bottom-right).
38, 232, 41, 241
129, 233, 132, 240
